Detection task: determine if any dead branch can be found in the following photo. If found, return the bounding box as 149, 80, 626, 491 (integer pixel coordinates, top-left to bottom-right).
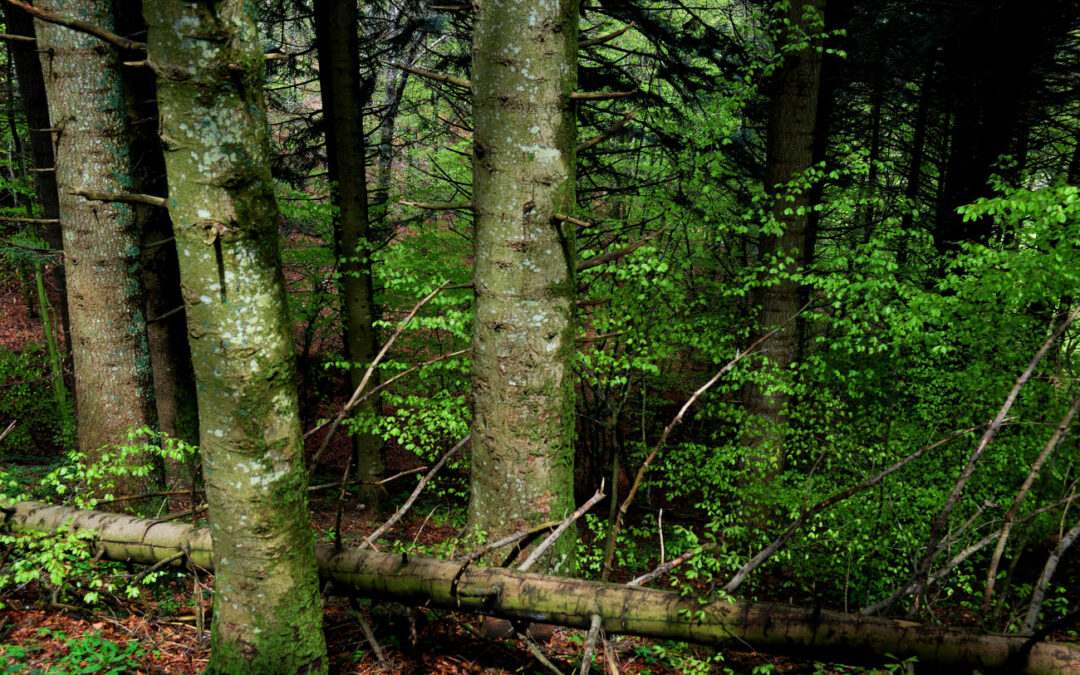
601, 300, 812, 581
400, 200, 473, 211
580, 22, 636, 48
359, 434, 470, 550
70, 188, 166, 208
519, 484, 605, 572
909, 306, 1080, 614
722, 423, 989, 594
380, 59, 471, 90
577, 224, 669, 272
577, 109, 636, 153
4, 0, 145, 51
570, 90, 638, 101
306, 280, 452, 476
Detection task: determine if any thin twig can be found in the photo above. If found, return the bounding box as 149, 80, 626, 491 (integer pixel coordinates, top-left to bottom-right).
983, 395, 1080, 612
400, 200, 473, 210
909, 305, 1080, 614
577, 223, 668, 272
307, 281, 452, 477
519, 484, 605, 572
722, 423, 989, 594
570, 90, 637, 101
359, 435, 469, 550
454, 520, 561, 565
130, 551, 184, 586
600, 299, 811, 581
577, 109, 636, 153
304, 348, 468, 440
629, 544, 716, 587
518, 630, 565, 675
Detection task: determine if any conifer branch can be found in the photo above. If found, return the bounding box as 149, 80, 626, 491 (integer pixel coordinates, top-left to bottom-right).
570, 90, 638, 101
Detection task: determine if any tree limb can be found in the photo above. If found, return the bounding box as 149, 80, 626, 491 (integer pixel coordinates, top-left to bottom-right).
4, 0, 145, 51
380, 59, 470, 90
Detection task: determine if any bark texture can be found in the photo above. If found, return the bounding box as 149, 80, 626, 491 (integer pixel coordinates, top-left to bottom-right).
742, 0, 825, 481
35, 0, 158, 495
468, 0, 580, 575
6, 499, 1080, 675
313, 0, 384, 504
142, 2, 327, 672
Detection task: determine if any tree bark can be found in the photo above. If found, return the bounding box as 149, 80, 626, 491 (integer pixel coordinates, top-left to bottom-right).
741, 0, 825, 482
34, 0, 159, 496
142, 2, 328, 672
468, 0, 580, 574
5, 499, 1080, 675
114, 0, 198, 466
313, 0, 384, 506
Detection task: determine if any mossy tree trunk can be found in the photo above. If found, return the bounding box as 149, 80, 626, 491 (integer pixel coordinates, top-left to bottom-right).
142, 2, 328, 672
741, 0, 825, 485
34, 0, 159, 495
313, 0, 385, 507
467, 0, 579, 574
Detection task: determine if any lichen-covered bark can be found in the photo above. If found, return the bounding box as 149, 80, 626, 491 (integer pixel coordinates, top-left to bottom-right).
467, 0, 579, 574
313, 0, 384, 506
742, 0, 825, 482
34, 1, 158, 496
142, 2, 327, 672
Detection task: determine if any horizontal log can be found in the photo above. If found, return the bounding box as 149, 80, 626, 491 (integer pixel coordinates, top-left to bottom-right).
4, 500, 1078, 675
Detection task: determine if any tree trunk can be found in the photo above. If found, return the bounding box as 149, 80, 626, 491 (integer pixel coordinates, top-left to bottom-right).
313, 0, 384, 506
114, 0, 199, 469
142, 2, 328, 672
6, 499, 1079, 675
468, 0, 580, 574
3, 3, 69, 360
741, 0, 825, 482
34, 0, 159, 497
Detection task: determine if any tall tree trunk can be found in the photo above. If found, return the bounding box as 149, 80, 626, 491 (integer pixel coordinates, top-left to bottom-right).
143, 2, 328, 672
313, 0, 384, 507
114, 0, 199, 469
34, 0, 159, 496
468, 0, 580, 574
741, 0, 825, 483
4, 4, 70, 365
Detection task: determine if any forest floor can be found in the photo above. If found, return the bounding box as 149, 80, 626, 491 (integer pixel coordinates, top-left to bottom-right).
0, 270, 859, 674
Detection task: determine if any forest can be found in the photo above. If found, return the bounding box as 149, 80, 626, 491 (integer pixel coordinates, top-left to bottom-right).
1, 0, 1080, 673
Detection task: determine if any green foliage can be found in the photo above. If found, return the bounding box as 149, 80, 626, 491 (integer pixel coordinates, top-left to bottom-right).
36, 427, 197, 510
1, 629, 143, 674
0, 343, 74, 457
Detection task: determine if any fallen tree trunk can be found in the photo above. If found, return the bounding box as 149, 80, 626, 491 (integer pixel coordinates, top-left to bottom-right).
5, 500, 1078, 674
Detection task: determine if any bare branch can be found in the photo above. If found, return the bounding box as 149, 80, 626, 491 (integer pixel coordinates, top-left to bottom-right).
4, 0, 145, 51
570, 90, 638, 101
70, 188, 166, 208
359, 435, 470, 550
577, 109, 636, 153
306, 281, 452, 476
909, 306, 1080, 614
380, 59, 471, 90
519, 484, 605, 572
400, 200, 473, 211
580, 22, 636, 48
577, 224, 669, 272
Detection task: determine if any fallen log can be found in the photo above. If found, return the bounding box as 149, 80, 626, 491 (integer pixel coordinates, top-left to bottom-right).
5, 500, 1079, 674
